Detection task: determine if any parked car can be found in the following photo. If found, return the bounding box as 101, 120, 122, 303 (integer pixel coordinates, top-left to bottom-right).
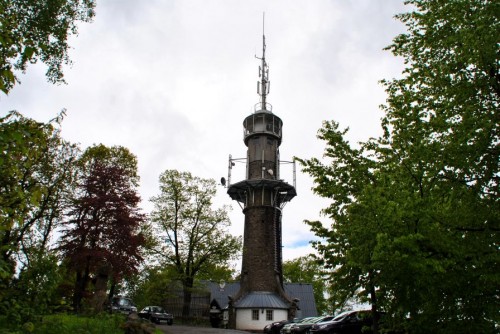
138, 306, 174, 325
281, 317, 317, 334
309, 310, 378, 334
290, 315, 336, 334
110, 296, 137, 314
264, 319, 290, 334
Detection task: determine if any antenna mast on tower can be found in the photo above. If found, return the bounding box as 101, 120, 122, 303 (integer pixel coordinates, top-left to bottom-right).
256, 12, 270, 111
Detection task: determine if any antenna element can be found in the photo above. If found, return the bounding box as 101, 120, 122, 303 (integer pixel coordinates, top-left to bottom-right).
256, 12, 270, 111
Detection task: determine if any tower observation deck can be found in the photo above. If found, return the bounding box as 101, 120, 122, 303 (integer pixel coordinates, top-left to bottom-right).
227, 31, 296, 210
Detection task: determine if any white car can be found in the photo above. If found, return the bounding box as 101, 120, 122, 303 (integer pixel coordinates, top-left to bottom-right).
281, 317, 318, 334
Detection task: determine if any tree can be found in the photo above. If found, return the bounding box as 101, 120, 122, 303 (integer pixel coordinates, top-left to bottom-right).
282, 255, 328, 315
58, 144, 146, 312
0, 111, 78, 328
377, 1, 499, 332
128, 265, 179, 310
150, 170, 241, 318
0, 0, 95, 94
298, 1, 499, 333
195, 262, 237, 283
7, 253, 63, 320
296, 121, 380, 321
0, 111, 78, 280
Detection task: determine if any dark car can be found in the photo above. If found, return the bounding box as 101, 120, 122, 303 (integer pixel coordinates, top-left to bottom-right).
138, 306, 173, 325
290, 315, 336, 334
309, 310, 378, 334
264, 319, 290, 334
110, 296, 137, 314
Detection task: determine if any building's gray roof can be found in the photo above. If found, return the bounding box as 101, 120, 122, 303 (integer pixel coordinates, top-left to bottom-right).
284, 283, 318, 317
205, 281, 240, 310
235, 291, 289, 309
202, 281, 317, 317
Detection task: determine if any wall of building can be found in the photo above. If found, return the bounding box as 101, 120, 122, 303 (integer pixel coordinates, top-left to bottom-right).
236, 308, 288, 331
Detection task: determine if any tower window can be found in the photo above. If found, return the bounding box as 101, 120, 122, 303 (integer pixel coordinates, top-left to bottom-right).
252, 309, 259, 320
266, 310, 273, 321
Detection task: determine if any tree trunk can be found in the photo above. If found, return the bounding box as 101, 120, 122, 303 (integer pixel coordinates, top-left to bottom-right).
73, 262, 90, 313
73, 270, 84, 313
91, 264, 110, 313
182, 278, 194, 317
1, 230, 12, 263
108, 280, 116, 300
369, 271, 379, 334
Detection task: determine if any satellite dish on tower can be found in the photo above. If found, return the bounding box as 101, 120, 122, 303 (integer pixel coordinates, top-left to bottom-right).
221, 177, 226, 187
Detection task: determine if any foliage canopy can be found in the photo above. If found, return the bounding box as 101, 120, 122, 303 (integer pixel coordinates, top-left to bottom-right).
282, 255, 328, 315
58, 144, 146, 312
298, 1, 499, 333
0, 0, 95, 94
0, 111, 77, 281
150, 169, 241, 317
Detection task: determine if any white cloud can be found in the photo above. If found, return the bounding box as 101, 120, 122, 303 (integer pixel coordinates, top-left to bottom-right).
1, 0, 408, 266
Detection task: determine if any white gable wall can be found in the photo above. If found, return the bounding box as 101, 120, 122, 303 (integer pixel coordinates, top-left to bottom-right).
236, 308, 288, 331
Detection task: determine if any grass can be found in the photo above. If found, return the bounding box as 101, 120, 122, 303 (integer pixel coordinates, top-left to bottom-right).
0, 313, 165, 334
32, 313, 125, 334
0, 313, 125, 334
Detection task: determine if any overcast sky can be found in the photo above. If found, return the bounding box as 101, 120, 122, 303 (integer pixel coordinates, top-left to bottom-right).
1, 0, 409, 266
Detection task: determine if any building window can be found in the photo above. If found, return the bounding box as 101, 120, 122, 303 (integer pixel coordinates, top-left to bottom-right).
252, 309, 259, 320
266, 310, 273, 321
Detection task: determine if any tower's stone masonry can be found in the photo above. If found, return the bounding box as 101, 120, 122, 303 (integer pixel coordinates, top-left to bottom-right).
240, 206, 280, 291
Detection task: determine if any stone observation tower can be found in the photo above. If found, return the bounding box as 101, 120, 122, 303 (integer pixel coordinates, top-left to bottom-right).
224, 25, 298, 331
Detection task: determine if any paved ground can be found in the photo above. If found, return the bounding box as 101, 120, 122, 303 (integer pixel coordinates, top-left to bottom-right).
157, 324, 254, 334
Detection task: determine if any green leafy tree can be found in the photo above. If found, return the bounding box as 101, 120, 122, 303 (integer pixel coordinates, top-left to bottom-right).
0, 111, 78, 279
298, 1, 499, 333
377, 1, 499, 332
9, 253, 63, 316
0, 111, 78, 329
129, 261, 235, 313
282, 255, 328, 315
195, 262, 236, 283
296, 122, 380, 319
0, 0, 95, 94
0, 253, 67, 332
128, 265, 179, 309
150, 170, 242, 318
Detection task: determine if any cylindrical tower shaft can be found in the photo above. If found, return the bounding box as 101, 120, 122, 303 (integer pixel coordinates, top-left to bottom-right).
226, 27, 297, 325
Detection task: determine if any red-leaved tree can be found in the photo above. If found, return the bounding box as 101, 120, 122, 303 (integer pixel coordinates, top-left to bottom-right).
58, 145, 146, 312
